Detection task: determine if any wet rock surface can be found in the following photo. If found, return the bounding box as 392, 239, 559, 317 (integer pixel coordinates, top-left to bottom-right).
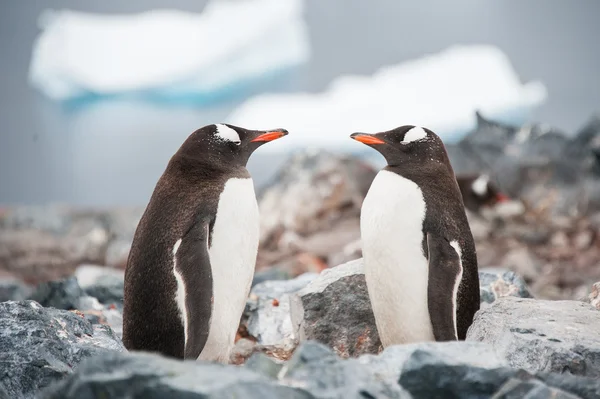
0, 300, 124, 399
467, 297, 600, 377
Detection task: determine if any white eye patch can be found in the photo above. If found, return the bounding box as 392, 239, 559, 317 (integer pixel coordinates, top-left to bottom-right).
401, 126, 428, 144
215, 124, 241, 144
471, 174, 489, 196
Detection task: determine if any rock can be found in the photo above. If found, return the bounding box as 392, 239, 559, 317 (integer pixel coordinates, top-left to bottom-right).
479, 268, 533, 305
39, 351, 311, 399
496, 247, 541, 282
589, 282, 600, 310
491, 378, 580, 399
244, 352, 284, 379
398, 354, 595, 399
245, 273, 316, 348
251, 267, 292, 288
290, 259, 381, 358
74, 264, 124, 289
76, 296, 124, 339
0, 277, 32, 302
0, 300, 124, 399
467, 297, 600, 377
256, 150, 375, 270
28, 277, 84, 310
83, 275, 124, 307
278, 340, 506, 398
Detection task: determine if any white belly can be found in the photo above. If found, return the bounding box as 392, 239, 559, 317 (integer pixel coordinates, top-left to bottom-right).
198, 177, 259, 362
360, 169, 435, 346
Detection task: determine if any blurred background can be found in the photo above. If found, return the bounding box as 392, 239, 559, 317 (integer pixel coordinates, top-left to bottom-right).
1, 0, 600, 304
1, 0, 600, 206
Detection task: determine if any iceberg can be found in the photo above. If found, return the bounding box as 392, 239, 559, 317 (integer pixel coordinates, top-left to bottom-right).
28, 0, 310, 104
228, 45, 547, 152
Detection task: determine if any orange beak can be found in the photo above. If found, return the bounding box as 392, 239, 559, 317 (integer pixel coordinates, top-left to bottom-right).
350, 133, 385, 145
250, 130, 288, 143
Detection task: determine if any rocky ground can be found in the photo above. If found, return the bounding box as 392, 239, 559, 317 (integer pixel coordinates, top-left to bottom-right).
2, 112, 600, 397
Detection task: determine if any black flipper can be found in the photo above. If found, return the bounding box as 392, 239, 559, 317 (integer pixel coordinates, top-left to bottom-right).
174, 217, 213, 359
426, 233, 463, 341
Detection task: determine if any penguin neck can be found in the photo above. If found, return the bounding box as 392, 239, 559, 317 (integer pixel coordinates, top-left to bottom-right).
169, 154, 250, 183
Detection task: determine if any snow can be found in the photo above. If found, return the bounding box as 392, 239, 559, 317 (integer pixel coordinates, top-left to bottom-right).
227, 45, 547, 152
28, 0, 310, 103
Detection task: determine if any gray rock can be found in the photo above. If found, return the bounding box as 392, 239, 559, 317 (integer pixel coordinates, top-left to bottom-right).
398, 354, 591, 399
244, 352, 284, 379
257, 150, 376, 260
479, 268, 533, 305
246, 273, 316, 348
0, 300, 124, 399
279, 340, 510, 398
252, 267, 292, 288
491, 378, 580, 399
279, 341, 410, 398
83, 274, 124, 307
39, 351, 312, 399
28, 277, 84, 310
76, 296, 124, 339
290, 259, 381, 358
467, 297, 600, 377
0, 278, 32, 302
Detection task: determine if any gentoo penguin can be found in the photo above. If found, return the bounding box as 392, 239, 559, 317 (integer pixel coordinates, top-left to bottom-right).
456, 174, 509, 214
123, 124, 288, 362
350, 125, 480, 345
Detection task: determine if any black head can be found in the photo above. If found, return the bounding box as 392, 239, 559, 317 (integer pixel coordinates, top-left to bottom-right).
174, 123, 288, 170
350, 125, 451, 169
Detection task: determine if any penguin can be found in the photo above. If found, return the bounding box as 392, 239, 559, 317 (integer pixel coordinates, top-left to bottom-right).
122, 123, 288, 362
456, 174, 510, 214
350, 125, 480, 345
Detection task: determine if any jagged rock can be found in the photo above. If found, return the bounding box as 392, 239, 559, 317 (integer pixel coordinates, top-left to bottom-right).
290, 259, 381, 358
39, 351, 311, 399
0, 277, 32, 302
28, 276, 84, 310
467, 297, 600, 377
0, 300, 124, 399
479, 268, 533, 305
245, 273, 316, 349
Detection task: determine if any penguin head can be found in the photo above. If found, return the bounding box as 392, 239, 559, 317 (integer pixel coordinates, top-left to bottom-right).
350, 125, 449, 167
178, 124, 288, 167
467, 174, 510, 206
